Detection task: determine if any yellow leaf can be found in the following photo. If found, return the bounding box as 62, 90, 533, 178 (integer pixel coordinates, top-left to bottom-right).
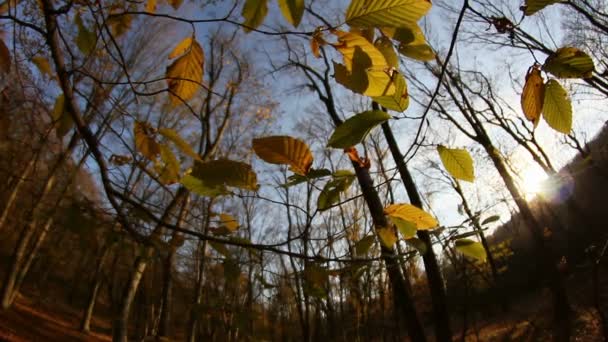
542, 79, 572, 134
242, 0, 268, 33
145, 0, 156, 13
218, 213, 239, 232
346, 0, 432, 28
523, 0, 561, 15
155, 144, 180, 184
52, 94, 73, 137
168, 0, 183, 10
374, 37, 398, 68
437, 145, 475, 182
190, 159, 258, 192
32, 56, 52, 77
252, 136, 313, 176
334, 30, 386, 71
166, 39, 204, 105
372, 72, 409, 112
384, 203, 438, 230
278, 0, 304, 27
455, 239, 487, 261
168, 37, 193, 59
158, 128, 200, 160
390, 24, 435, 61
521, 66, 544, 127
377, 227, 398, 249
543, 47, 595, 79
134, 121, 160, 160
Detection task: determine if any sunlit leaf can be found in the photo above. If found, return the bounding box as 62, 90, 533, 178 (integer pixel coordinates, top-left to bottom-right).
32, 56, 52, 78
52, 94, 73, 138
0, 39, 9, 74
334, 31, 387, 71
134, 121, 160, 161
521, 66, 544, 127
190, 159, 259, 192
168, 37, 193, 59
389, 24, 435, 61
543, 47, 595, 79
542, 79, 572, 134
242, 0, 268, 32
523, 0, 561, 15
398, 42, 435, 61
455, 239, 487, 261
166, 39, 204, 105
252, 136, 313, 176
278, 0, 304, 27
346, 0, 432, 28
384, 203, 438, 230
75, 14, 96, 55
327, 110, 391, 148
317, 171, 355, 211
355, 235, 376, 255
391, 216, 417, 239
158, 128, 200, 160
377, 227, 398, 249
372, 72, 409, 112
437, 145, 475, 182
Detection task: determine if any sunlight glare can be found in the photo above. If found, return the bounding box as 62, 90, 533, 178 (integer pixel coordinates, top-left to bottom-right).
520, 167, 549, 201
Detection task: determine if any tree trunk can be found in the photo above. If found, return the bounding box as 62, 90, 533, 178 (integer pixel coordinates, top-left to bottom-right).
81, 243, 112, 332
113, 248, 153, 342
381, 121, 452, 341
1, 221, 38, 309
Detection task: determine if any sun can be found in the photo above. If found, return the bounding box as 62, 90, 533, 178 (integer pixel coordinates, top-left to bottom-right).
520, 166, 549, 201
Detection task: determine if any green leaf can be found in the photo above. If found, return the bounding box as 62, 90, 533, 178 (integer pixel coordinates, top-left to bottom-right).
75, 14, 96, 55
180, 174, 229, 197
523, 0, 561, 15
398, 42, 435, 61
372, 72, 409, 112
542, 79, 572, 134
52, 94, 73, 138
437, 145, 475, 182
190, 159, 259, 192
355, 235, 376, 256
317, 171, 355, 211
481, 215, 500, 225
455, 239, 487, 261
252, 136, 313, 176
278, 0, 304, 27
281, 168, 331, 187
158, 128, 201, 160
543, 47, 595, 79
242, 0, 268, 32
346, 0, 432, 28
384, 203, 438, 230
391, 216, 417, 239
327, 110, 391, 148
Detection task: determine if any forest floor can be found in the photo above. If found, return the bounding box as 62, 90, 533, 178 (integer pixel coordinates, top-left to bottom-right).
0, 294, 111, 342
0, 294, 603, 341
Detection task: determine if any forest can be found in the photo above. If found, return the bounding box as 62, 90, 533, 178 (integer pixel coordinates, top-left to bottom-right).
0, 0, 608, 341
